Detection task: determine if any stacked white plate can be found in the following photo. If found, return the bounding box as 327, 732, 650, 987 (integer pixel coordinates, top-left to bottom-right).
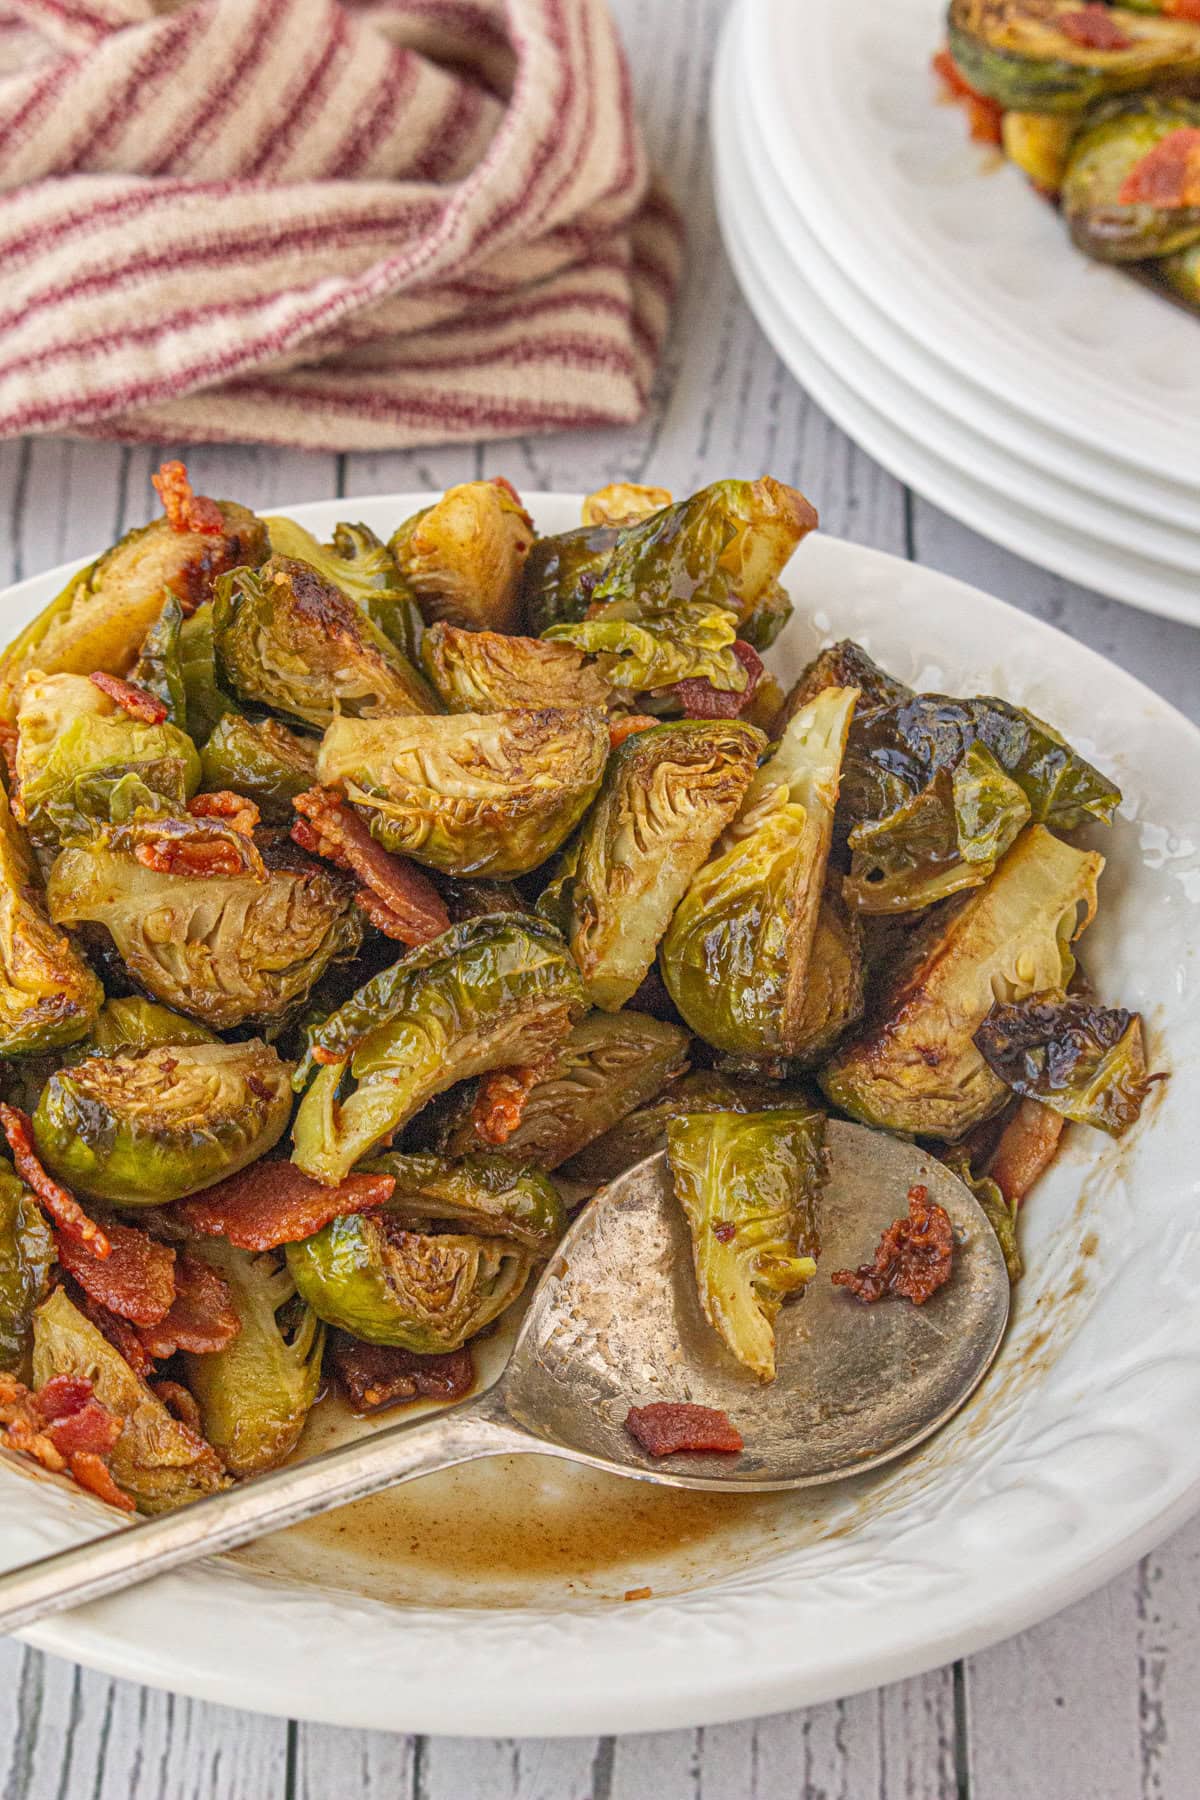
713, 0, 1200, 628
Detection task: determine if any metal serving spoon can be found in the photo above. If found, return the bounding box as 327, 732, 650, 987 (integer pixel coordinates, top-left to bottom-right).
0, 1121, 1009, 1633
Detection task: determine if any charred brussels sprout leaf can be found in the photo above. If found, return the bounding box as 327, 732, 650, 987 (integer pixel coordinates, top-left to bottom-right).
820, 826, 1104, 1140
0, 781, 102, 1054
1063, 96, 1200, 260
541, 719, 765, 1010
519, 522, 622, 635
67, 996, 216, 1061
667, 1108, 824, 1381
974, 992, 1158, 1134
177, 601, 232, 744
287, 1216, 535, 1353
946, 0, 1200, 112
362, 1151, 565, 1252
183, 1241, 323, 1476
561, 1070, 806, 1188
199, 713, 317, 822
316, 708, 609, 878
33, 1041, 293, 1205
0, 1157, 53, 1375
32, 1287, 226, 1512
131, 596, 187, 725
738, 580, 793, 652
47, 820, 361, 1031
291, 916, 584, 1183
389, 481, 533, 634
420, 621, 613, 713
214, 556, 437, 728
543, 598, 748, 696
661, 687, 858, 1059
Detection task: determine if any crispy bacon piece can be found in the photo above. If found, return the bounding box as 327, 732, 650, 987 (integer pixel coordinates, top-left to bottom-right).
329, 1332, 475, 1413
0, 1104, 110, 1257
133, 832, 247, 877
65, 1279, 157, 1376
0, 1371, 134, 1511
667, 641, 764, 720
32, 1374, 93, 1420
1117, 125, 1200, 207
625, 1402, 744, 1457
932, 46, 1005, 145
174, 1160, 395, 1251
1058, 5, 1134, 50
188, 790, 261, 836
608, 713, 660, 750
70, 1452, 136, 1511
151, 1379, 204, 1435
152, 459, 225, 536
471, 1065, 541, 1146
985, 1098, 1065, 1205
45, 1398, 123, 1459
833, 1184, 954, 1305
89, 671, 168, 724
55, 1220, 176, 1327
136, 1252, 241, 1359
292, 787, 450, 946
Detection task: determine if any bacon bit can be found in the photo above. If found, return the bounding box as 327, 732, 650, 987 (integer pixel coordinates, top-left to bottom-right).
1166, 0, 1200, 19
667, 641, 764, 720
1058, 5, 1134, 50
832, 1185, 954, 1305
985, 1097, 1065, 1205
1117, 126, 1200, 207
608, 713, 659, 749
471, 1065, 541, 1146
292, 787, 450, 946
69, 1452, 136, 1511
152, 459, 225, 536
88, 671, 168, 724
0, 1104, 111, 1258
712, 1221, 736, 1244
136, 1252, 240, 1359
188, 790, 261, 836
64, 1279, 157, 1376
625, 1402, 744, 1457
173, 1160, 395, 1250
931, 46, 1005, 145
31, 1374, 93, 1420
624, 1586, 653, 1602
45, 1398, 123, 1459
151, 1379, 204, 1436
0, 1371, 134, 1511
329, 1333, 475, 1413
55, 1220, 176, 1327
134, 833, 247, 878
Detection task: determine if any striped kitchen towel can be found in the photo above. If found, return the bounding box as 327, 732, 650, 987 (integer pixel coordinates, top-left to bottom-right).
0, 0, 683, 448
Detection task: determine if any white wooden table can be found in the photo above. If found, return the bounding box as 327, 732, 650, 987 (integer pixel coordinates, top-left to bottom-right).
2, 1, 1199, 1790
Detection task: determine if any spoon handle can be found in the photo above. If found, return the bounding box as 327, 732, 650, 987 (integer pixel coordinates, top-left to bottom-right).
0, 1398, 527, 1636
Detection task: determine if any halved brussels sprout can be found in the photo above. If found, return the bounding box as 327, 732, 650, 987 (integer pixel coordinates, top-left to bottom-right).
177, 601, 231, 744
519, 521, 622, 635
67, 996, 216, 1062
547, 599, 749, 696
362, 1151, 565, 1252
439, 1011, 691, 1170
0, 780, 102, 1055
199, 713, 317, 822
286, 1216, 535, 1352
389, 481, 533, 634
661, 687, 858, 1059
316, 708, 609, 878
560, 1070, 806, 1188
540, 720, 765, 1009
183, 1241, 324, 1476
292, 915, 584, 1183
0, 503, 268, 719
47, 819, 361, 1030
32, 1286, 226, 1513
974, 991, 1157, 1134
790, 889, 866, 1068
820, 826, 1104, 1141
214, 556, 437, 728
265, 516, 406, 608
1003, 108, 1078, 193
14, 672, 201, 844
1063, 96, 1200, 259
420, 621, 613, 713
131, 596, 187, 726
581, 483, 673, 527
667, 1107, 824, 1382
946, 0, 1200, 112
776, 638, 910, 738
0, 1156, 53, 1376
33, 1040, 293, 1205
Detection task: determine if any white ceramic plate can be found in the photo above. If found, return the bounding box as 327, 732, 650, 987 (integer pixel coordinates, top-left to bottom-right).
713, 32, 1200, 627
3, 492, 1199, 1737
742, 0, 1200, 498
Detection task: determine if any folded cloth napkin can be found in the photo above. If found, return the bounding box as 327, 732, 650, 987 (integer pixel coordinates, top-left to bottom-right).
0, 0, 683, 448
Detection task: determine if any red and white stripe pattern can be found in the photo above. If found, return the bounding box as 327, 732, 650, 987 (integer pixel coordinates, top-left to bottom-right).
0, 0, 683, 447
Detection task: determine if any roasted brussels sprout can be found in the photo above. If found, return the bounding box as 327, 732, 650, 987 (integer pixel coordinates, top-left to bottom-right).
581, 483, 673, 527
0, 780, 102, 1054
790, 889, 867, 1067
667, 1107, 824, 1381
362, 1151, 565, 1252
291, 915, 584, 1183
0, 502, 268, 719
776, 639, 910, 738
1002, 108, 1078, 193
519, 521, 622, 635
389, 480, 533, 634
1062, 96, 1200, 259
214, 556, 437, 728
540, 720, 765, 1009
543, 599, 748, 695
68, 996, 216, 1060
560, 1069, 806, 1187
946, 0, 1200, 113
974, 991, 1157, 1134
183, 1241, 323, 1476
32, 1286, 226, 1512
14, 672, 200, 843
199, 713, 317, 822
661, 687, 858, 1059
316, 708, 609, 878
130, 596, 187, 726
939, 1145, 1023, 1283
737, 579, 793, 653
177, 601, 231, 744
287, 1215, 535, 1353
33, 1040, 293, 1205
0, 1156, 53, 1375
420, 621, 613, 713
820, 826, 1104, 1140
440, 1011, 691, 1169
265, 516, 406, 608
47, 819, 361, 1031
